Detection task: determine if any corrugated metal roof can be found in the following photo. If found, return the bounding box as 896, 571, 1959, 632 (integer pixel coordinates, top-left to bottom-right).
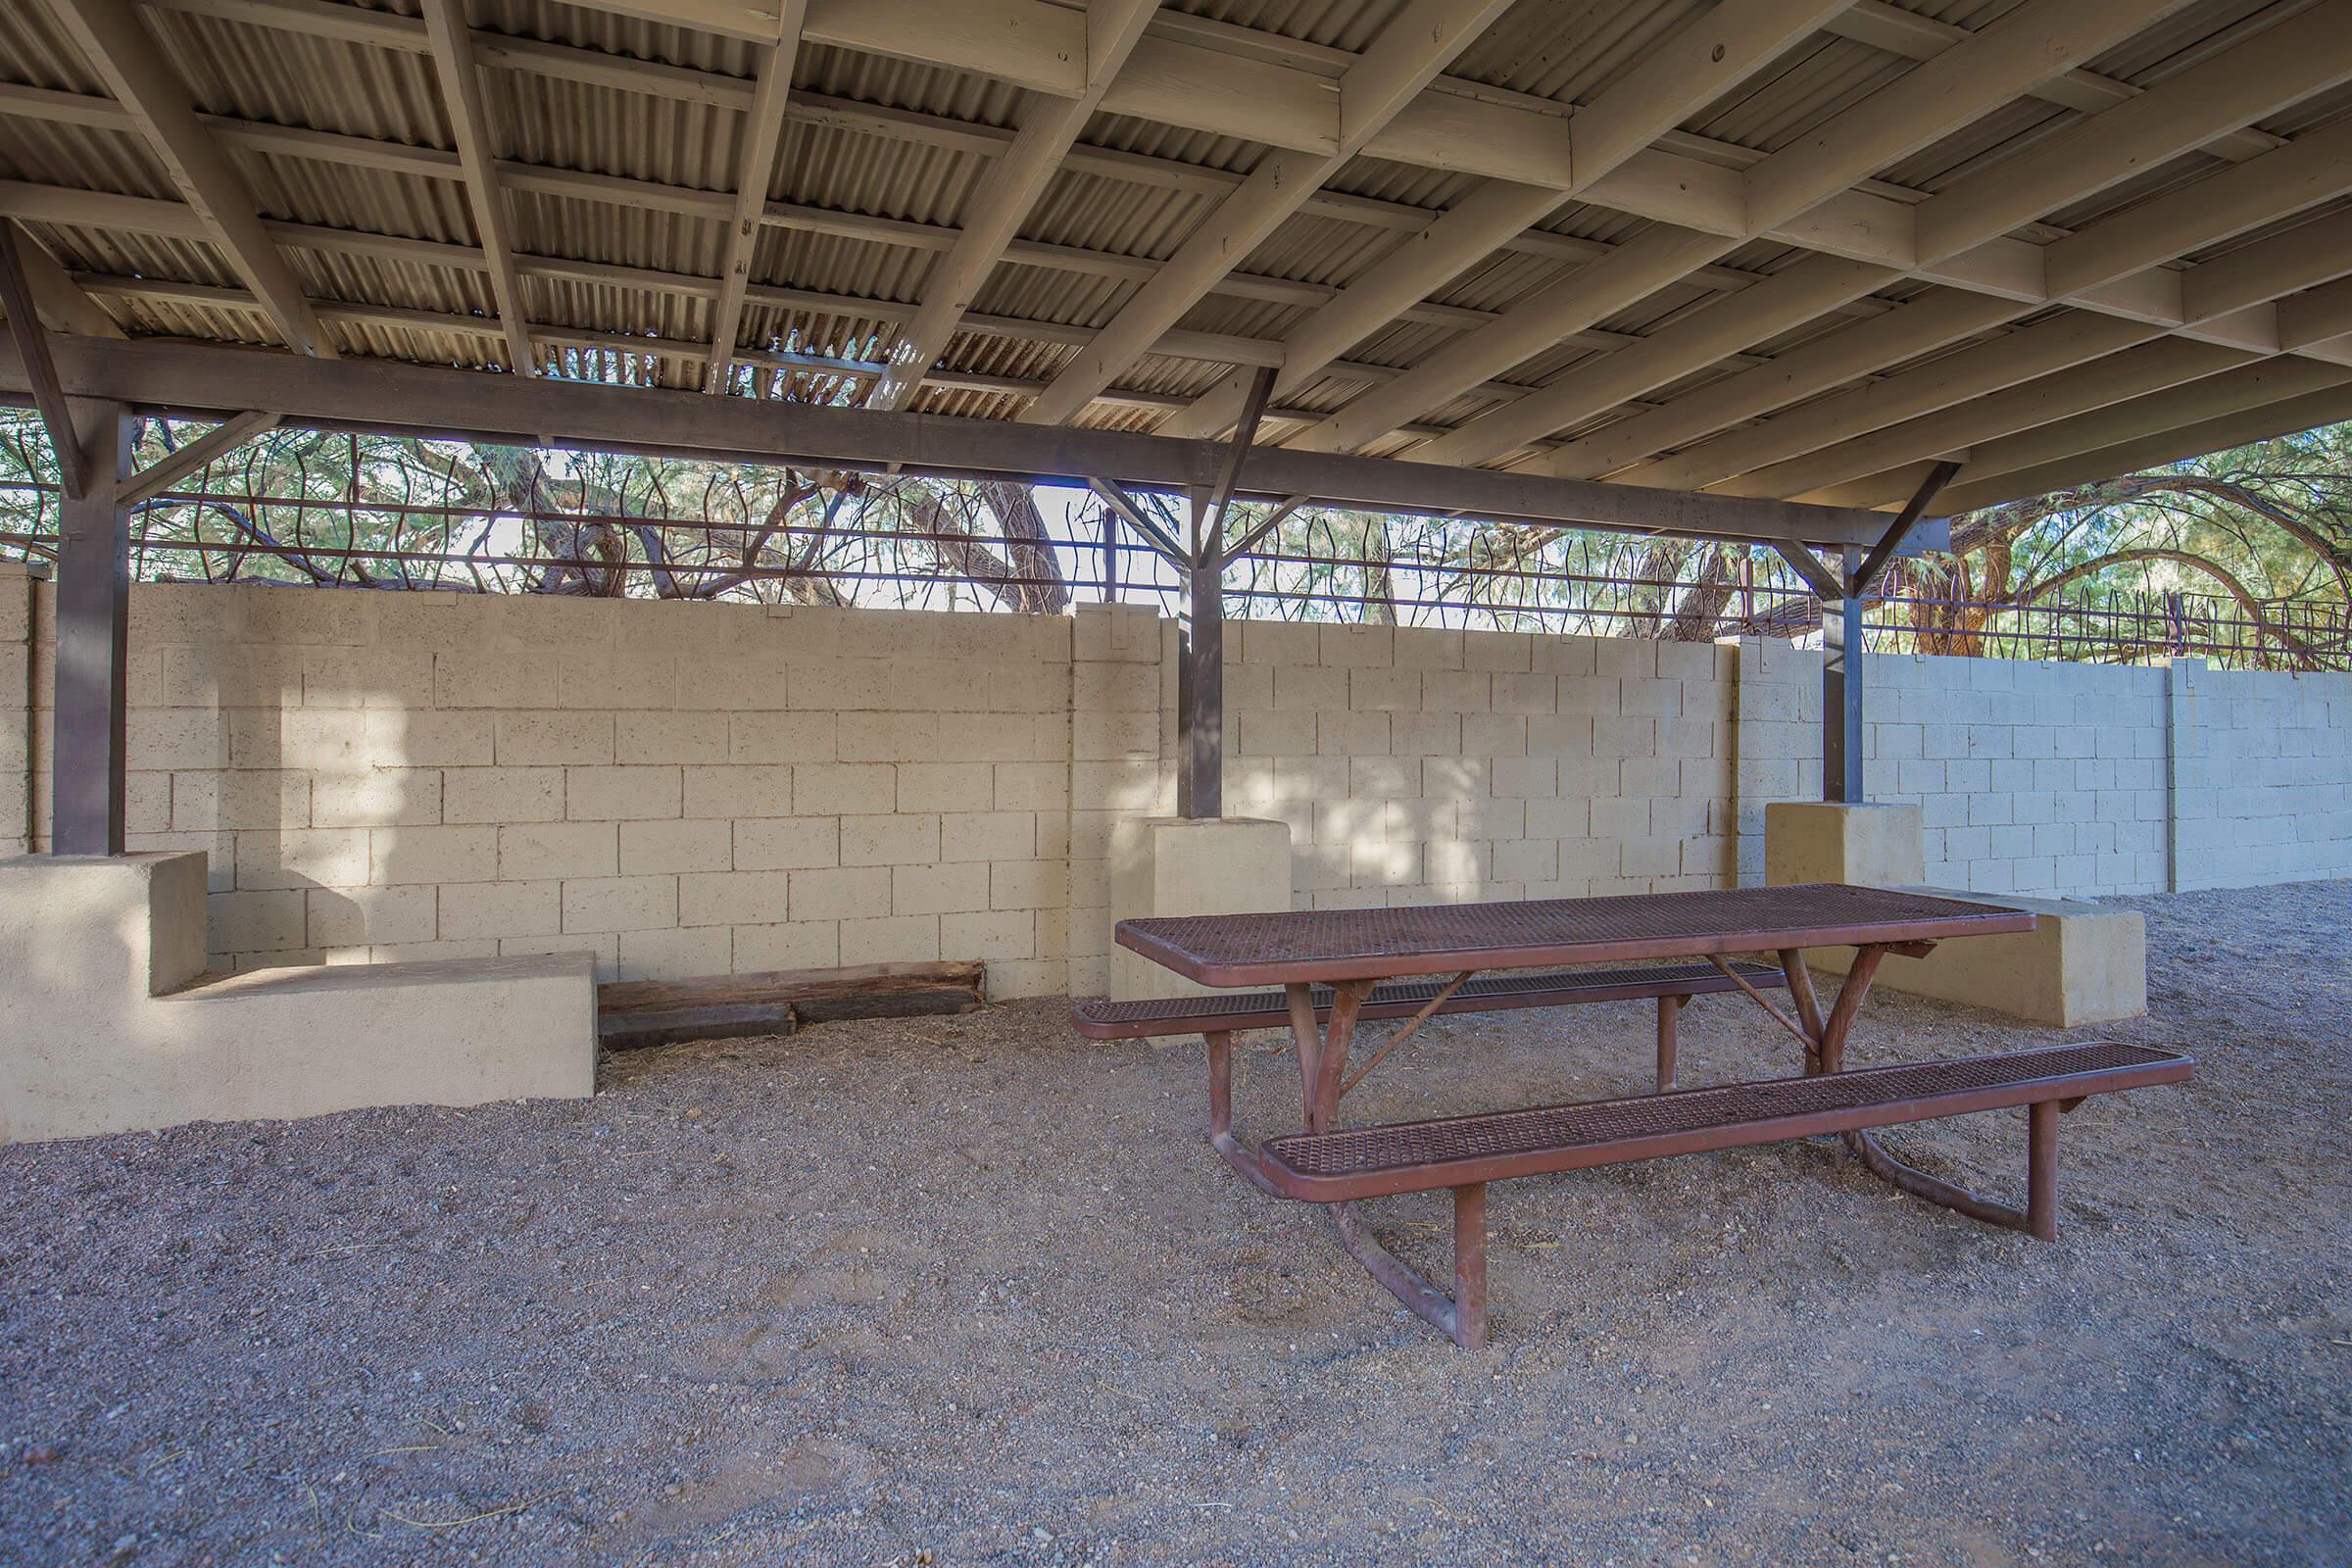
0, 0, 2340, 507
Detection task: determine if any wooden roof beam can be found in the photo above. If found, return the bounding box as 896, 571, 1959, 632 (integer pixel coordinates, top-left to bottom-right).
1832, 354, 2352, 509
1932, 374, 2352, 515
864, 0, 1163, 413
1820, 1, 2284, 163
705, 6, 808, 392
0, 220, 90, 497
1153, 0, 1855, 443
1016, 0, 1520, 427
1437, 11, 2352, 474
36, 0, 333, 358
1291, 0, 2171, 458
1742, 336, 2259, 502
1908, 0, 2352, 267
0, 334, 1918, 550
418, 0, 536, 376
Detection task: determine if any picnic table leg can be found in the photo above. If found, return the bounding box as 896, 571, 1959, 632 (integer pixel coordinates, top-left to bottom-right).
1654, 995, 1683, 1093
1807, 945, 2056, 1239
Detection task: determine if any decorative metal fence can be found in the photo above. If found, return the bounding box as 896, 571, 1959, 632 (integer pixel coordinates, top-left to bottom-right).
1, 416, 2344, 671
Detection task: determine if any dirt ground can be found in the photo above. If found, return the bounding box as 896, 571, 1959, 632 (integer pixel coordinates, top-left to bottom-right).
2, 882, 2347, 1567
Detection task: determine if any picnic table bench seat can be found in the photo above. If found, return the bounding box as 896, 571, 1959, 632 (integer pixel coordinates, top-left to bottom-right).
1241, 1039, 2192, 1348
1075, 959, 1788, 1093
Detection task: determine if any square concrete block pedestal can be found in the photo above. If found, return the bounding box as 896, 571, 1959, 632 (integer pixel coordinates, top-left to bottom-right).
1762, 801, 2144, 1026
1107, 816, 1294, 1001
1765, 801, 1926, 887
0, 851, 597, 1143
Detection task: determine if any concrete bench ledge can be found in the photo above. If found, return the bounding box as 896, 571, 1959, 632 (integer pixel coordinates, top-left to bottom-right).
1763, 803, 2145, 1026
1810, 885, 2147, 1027
1, 853, 596, 1143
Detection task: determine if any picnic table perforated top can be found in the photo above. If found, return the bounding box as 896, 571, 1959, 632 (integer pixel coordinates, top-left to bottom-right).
1116, 883, 2036, 987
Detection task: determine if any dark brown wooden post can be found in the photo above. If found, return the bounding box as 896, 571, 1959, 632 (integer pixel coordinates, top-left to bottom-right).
1823, 543, 1863, 804
1182, 484, 1223, 819
51, 399, 133, 855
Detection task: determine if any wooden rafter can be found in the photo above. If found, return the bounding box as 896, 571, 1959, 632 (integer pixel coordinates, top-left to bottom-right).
705, 6, 808, 393
35, 0, 333, 359
0, 0, 2341, 516
1290, 0, 2203, 458
0, 220, 89, 498
1155, 0, 1858, 442
418, 0, 535, 376
1017, 0, 1524, 427
864, 0, 1162, 413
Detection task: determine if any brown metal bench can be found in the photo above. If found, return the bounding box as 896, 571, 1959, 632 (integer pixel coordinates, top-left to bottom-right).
1073, 959, 1791, 1093
1227, 1040, 2192, 1348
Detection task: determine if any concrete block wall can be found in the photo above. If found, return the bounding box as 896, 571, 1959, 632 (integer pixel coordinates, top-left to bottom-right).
7, 578, 2346, 999
2174, 662, 2352, 889
0, 565, 29, 858
1732, 645, 2350, 898
1224, 621, 1737, 907
23, 583, 1124, 998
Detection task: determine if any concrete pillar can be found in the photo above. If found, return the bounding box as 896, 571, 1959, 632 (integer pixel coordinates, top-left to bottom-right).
1106, 815, 1292, 1000
1763, 800, 1925, 887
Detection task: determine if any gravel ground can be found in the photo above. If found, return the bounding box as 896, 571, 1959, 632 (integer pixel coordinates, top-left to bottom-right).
3, 881, 2348, 1567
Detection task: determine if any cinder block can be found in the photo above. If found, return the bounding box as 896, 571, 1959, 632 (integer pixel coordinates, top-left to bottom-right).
306, 884, 437, 949
443, 767, 566, 824
161, 646, 304, 709
732, 920, 839, 972
372, 824, 501, 885
222, 710, 363, 770
495, 711, 614, 766
678, 869, 791, 927
897, 762, 995, 813
734, 816, 838, 871
842, 813, 940, 866
619, 818, 732, 874
432, 650, 564, 710
568, 765, 683, 821
615, 924, 731, 982
438, 880, 562, 941
233, 828, 370, 891
840, 913, 940, 965
364, 710, 493, 768
788, 865, 891, 922
995, 762, 1070, 812
1319, 624, 1393, 667
680, 763, 790, 818
989, 958, 1069, 1000
1464, 630, 1533, 672
560, 654, 674, 711
208, 888, 307, 955
615, 711, 729, 764
786, 658, 893, 711
561, 874, 677, 934
794, 762, 899, 816
939, 810, 1033, 865
310, 769, 442, 829
128, 710, 226, 770
942, 908, 1035, 961
301, 648, 435, 710
990, 858, 1066, 910
893, 861, 992, 916
499, 821, 617, 881
729, 711, 835, 764
172, 770, 309, 831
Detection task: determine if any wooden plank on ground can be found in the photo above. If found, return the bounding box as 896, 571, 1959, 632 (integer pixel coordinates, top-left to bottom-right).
597, 960, 987, 1048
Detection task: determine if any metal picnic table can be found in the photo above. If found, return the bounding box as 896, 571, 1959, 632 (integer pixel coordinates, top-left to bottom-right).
1117, 882, 2061, 1344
